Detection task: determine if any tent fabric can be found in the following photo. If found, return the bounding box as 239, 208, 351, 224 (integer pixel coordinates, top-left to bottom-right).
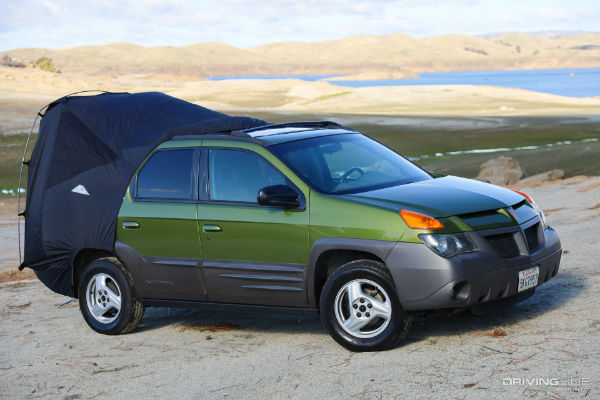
21, 91, 266, 297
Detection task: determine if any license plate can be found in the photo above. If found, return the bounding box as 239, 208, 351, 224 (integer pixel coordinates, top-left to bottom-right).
518, 266, 539, 292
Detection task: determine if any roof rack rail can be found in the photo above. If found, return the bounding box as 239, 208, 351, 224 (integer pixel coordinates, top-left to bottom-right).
234, 120, 354, 136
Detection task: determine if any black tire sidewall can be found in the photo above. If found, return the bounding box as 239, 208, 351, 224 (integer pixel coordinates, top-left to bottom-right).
78, 258, 136, 335
320, 261, 408, 351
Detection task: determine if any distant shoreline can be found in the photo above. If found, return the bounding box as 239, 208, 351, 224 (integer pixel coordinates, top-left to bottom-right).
206, 67, 600, 98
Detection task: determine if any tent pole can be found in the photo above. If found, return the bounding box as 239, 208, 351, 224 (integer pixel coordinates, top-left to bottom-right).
17, 107, 46, 269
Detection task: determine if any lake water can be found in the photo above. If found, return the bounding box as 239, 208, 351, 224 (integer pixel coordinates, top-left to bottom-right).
408, 137, 599, 161
209, 74, 337, 81
209, 68, 600, 98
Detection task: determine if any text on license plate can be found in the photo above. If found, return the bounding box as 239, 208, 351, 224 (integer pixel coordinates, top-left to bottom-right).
518, 266, 539, 292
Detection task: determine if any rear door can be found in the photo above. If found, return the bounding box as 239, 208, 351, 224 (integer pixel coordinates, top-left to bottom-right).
197, 144, 310, 307
117, 146, 206, 301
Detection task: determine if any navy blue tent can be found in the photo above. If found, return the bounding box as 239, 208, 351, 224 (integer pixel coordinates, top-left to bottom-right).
21, 92, 265, 296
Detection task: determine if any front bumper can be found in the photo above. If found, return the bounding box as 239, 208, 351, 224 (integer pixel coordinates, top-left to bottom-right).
386, 218, 562, 311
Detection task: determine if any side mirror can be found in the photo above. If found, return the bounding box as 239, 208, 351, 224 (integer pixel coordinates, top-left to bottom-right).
257, 185, 301, 208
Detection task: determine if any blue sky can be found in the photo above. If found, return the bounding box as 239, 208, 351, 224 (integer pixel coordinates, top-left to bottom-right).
1, 0, 599, 51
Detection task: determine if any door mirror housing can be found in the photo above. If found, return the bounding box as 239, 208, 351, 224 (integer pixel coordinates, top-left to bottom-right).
257, 185, 301, 208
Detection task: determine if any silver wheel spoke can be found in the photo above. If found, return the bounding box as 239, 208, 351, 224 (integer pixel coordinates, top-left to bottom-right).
105, 287, 121, 309
346, 281, 363, 307
366, 295, 392, 320
91, 303, 105, 317
95, 274, 108, 292
344, 315, 370, 331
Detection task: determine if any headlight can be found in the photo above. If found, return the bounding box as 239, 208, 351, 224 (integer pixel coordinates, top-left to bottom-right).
419, 233, 477, 258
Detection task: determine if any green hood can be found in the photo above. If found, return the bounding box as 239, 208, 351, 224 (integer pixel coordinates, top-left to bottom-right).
343, 176, 524, 218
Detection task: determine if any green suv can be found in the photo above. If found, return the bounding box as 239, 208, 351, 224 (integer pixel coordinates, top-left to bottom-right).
78, 121, 561, 351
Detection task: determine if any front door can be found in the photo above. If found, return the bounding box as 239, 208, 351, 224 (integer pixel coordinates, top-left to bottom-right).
117, 147, 206, 301
198, 146, 309, 307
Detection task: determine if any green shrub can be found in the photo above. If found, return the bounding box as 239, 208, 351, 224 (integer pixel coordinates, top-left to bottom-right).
35, 57, 56, 72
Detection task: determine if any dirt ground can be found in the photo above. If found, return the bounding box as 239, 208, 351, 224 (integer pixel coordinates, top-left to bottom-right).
1, 177, 599, 399
0, 199, 22, 272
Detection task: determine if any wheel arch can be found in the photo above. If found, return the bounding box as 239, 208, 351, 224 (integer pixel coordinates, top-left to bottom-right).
307, 238, 398, 308
71, 247, 117, 298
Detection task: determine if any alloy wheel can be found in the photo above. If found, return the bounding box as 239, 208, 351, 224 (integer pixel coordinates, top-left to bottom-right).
334, 279, 392, 339
85, 272, 122, 324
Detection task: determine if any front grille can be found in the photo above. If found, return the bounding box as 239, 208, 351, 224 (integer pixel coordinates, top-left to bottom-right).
485, 233, 520, 258
524, 223, 540, 253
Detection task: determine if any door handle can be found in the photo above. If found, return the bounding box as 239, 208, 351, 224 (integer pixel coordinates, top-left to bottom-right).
202, 224, 222, 233
122, 221, 140, 229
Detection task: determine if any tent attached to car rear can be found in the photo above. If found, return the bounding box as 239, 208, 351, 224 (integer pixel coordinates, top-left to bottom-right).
19, 91, 266, 297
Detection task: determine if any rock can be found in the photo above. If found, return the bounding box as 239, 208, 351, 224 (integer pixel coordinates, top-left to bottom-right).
475, 156, 526, 186
519, 169, 564, 185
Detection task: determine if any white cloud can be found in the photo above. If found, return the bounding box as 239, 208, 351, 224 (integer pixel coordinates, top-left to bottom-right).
0, 0, 598, 50
41, 1, 59, 15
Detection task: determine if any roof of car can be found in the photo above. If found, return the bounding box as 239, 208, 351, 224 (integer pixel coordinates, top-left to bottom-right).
170, 121, 358, 145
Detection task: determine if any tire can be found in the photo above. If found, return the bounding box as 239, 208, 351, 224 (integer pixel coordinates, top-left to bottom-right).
78, 257, 144, 335
320, 260, 412, 352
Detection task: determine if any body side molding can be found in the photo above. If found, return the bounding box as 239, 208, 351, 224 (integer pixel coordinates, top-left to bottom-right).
141, 298, 318, 315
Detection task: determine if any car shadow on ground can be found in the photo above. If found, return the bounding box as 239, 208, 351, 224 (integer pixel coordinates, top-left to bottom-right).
134, 269, 586, 344
136, 304, 324, 335
405, 269, 586, 344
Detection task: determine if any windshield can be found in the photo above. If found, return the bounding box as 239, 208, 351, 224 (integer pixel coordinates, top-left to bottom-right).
270, 133, 432, 194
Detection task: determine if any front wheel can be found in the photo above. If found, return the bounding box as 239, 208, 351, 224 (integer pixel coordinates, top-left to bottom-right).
320, 260, 411, 351
78, 257, 144, 335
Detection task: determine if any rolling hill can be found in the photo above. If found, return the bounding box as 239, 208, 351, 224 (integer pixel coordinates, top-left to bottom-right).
1, 33, 599, 77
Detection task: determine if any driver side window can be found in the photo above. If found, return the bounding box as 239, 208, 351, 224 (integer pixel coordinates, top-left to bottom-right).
208, 149, 286, 203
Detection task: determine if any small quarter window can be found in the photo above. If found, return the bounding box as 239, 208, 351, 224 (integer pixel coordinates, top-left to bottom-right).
137, 149, 194, 200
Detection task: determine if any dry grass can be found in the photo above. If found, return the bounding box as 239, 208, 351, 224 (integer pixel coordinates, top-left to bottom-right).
544, 207, 566, 215
588, 203, 600, 210
511, 175, 590, 189
0, 199, 19, 218
0, 267, 36, 282
577, 181, 600, 193
473, 327, 508, 338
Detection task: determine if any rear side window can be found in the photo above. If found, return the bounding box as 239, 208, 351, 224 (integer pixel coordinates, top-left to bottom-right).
136, 149, 194, 200
208, 149, 286, 203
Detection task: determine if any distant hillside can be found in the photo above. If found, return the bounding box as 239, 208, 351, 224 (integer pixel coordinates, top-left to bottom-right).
2, 33, 600, 77
479, 31, 600, 39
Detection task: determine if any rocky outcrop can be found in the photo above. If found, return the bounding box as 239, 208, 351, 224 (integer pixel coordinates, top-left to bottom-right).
475, 156, 526, 185
476, 156, 566, 186
519, 169, 565, 185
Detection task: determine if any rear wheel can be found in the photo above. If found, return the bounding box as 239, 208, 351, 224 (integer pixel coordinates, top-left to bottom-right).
78, 257, 144, 335
320, 260, 412, 351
